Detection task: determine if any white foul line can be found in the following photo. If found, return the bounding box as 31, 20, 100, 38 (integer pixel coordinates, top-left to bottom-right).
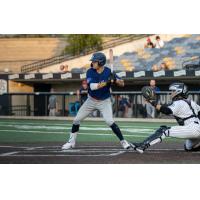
0, 151, 20, 156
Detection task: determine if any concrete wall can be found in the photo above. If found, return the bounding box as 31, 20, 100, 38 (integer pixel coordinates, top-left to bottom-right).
0, 38, 67, 73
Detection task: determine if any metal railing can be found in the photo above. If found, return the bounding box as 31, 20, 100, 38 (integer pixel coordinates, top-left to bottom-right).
1, 91, 200, 117
21, 34, 151, 73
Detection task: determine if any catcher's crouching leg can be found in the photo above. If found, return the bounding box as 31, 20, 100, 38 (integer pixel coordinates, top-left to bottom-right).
184, 139, 200, 152
132, 126, 170, 153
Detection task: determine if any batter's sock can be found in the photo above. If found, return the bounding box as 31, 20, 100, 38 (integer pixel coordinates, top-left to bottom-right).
71, 124, 80, 133
110, 123, 124, 141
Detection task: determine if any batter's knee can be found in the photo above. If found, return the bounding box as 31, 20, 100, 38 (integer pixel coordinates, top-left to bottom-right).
73, 110, 85, 125
73, 119, 80, 125
105, 119, 115, 126
73, 116, 81, 125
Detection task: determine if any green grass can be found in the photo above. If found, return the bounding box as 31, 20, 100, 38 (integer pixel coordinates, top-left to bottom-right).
0, 119, 180, 143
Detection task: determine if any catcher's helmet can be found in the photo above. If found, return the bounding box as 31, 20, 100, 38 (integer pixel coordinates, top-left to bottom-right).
90, 52, 106, 67
169, 82, 188, 100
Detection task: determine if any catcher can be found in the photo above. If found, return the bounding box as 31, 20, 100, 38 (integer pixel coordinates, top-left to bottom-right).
62, 52, 131, 150
131, 82, 200, 153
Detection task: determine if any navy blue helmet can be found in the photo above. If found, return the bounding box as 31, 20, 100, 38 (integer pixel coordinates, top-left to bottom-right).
90, 52, 106, 67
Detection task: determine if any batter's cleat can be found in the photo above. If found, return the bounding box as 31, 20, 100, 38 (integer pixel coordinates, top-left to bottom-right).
62, 142, 75, 150
120, 140, 131, 149
62, 132, 77, 150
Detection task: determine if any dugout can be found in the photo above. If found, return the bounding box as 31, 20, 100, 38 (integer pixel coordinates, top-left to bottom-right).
0, 69, 200, 116
3, 69, 200, 91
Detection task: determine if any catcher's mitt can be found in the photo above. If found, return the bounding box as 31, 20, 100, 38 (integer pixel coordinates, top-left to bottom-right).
142, 86, 157, 106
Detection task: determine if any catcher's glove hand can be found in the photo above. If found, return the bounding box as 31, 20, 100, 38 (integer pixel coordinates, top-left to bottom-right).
142, 86, 157, 107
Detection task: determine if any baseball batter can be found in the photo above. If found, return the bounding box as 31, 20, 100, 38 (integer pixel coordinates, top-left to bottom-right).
131, 82, 200, 153
62, 52, 131, 150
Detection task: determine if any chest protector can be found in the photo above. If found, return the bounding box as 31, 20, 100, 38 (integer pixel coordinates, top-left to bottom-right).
174, 99, 198, 126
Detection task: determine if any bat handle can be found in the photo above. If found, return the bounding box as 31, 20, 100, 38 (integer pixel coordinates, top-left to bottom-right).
110, 64, 113, 73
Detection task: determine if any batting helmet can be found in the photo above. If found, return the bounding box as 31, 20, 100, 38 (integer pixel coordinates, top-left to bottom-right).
90, 52, 106, 67
169, 82, 188, 100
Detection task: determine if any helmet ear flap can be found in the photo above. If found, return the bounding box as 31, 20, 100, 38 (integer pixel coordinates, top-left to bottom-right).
182, 84, 188, 98
90, 61, 102, 68
98, 61, 103, 67
183, 84, 186, 93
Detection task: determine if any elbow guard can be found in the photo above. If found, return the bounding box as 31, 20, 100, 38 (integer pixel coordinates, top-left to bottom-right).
160, 105, 173, 115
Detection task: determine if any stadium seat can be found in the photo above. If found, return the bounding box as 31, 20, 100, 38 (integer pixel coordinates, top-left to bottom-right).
110, 34, 200, 71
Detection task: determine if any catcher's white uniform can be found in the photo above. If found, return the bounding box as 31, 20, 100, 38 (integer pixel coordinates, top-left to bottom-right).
167, 99, 200, 150
132, 83, 200, 153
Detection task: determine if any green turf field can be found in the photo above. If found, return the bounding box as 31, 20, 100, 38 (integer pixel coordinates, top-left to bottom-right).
0, 119, 181, 144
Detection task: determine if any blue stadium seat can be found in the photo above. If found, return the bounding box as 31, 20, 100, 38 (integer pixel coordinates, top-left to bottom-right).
75, 34, 200, 72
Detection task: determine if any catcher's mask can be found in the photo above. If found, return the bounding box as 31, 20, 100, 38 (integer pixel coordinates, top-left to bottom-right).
169, 82, 188, 100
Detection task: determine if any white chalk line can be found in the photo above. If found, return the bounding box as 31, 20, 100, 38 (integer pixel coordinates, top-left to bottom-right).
1, 149, 197, 157
0, 154, 115, 157
0, 145, 44, 149
0, 145, 23, 148
27, 149, 129, 153
109, 151, 125, 156
0, 145, 37, 156
0, 144, 185, 152
0, 145, 122, 148
0, 151, 20, 156
0, 144, 135, 157
0, 145, 131, 157
0, 148, 128, 157
0, 149, 131, 157
1, 144, 195, 158
0, 146, 194, 158
25, 147, 44, 151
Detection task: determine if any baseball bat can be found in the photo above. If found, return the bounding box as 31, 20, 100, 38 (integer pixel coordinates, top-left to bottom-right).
109, 49, 114, 73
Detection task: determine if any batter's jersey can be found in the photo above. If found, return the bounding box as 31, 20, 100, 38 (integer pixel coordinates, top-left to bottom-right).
168, 99, 200, 125
86, 66, 120, 100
